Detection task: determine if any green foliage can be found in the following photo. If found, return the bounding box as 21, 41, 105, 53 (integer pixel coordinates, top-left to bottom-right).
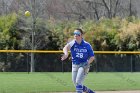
116, 22, 140, 51
45, 17, 140, 51
83, 18, 120, 50
1, 14, 140, 71
0, 13, 18, 49
0, 13, 23, 71
46, 19, 79, 49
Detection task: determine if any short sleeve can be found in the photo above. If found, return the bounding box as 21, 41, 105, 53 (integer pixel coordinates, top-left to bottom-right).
67, 40, 75, 49
88, 44, 94, 57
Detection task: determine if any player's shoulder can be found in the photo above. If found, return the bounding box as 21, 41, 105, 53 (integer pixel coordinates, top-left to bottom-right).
83, 40, 93, 49
83, 40, 91, 46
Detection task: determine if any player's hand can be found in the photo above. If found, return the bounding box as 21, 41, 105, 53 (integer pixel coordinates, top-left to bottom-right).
61, 54, 68, 61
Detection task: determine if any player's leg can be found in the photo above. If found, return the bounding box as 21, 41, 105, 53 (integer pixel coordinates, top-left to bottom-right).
76, 66, 95, 93
75, 67, 85, 93
72, 64, 79, 86
82, 64, 95, 93
73, 63, 95, 93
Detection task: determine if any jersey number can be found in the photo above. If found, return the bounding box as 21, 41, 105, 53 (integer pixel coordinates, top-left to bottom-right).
76, 53, 83, 58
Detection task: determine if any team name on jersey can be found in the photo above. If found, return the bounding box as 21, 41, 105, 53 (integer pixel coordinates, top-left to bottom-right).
74, 48, 87, 52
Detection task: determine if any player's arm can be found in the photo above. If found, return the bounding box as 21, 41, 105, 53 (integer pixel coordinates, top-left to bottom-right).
87, 44, 95, 64
88, 56, 94, 64
61, 44, 70, 61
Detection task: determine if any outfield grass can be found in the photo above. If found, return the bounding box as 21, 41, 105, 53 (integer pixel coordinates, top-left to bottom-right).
0, 72, 140, 93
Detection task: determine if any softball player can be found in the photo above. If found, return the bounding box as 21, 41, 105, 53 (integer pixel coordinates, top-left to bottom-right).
61, 28, 95, 93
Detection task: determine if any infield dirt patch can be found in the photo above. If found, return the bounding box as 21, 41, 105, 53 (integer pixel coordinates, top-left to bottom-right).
51, 91, 140, 93
97, 90, 140, 93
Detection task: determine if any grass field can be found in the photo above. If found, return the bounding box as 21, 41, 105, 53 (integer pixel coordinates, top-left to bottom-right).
0, 72, 140, 93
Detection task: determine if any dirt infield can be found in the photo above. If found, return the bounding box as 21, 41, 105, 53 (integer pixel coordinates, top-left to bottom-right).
51, 91, 140, 93
97, 90, 140, 93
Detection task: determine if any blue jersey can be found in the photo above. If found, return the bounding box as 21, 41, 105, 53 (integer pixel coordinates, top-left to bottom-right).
68, 39, 94, 64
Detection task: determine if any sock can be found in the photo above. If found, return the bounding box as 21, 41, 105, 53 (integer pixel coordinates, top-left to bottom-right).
76, 85, 83, 93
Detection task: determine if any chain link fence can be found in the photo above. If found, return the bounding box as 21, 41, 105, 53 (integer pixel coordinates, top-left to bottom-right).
0, 51, 139, 72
